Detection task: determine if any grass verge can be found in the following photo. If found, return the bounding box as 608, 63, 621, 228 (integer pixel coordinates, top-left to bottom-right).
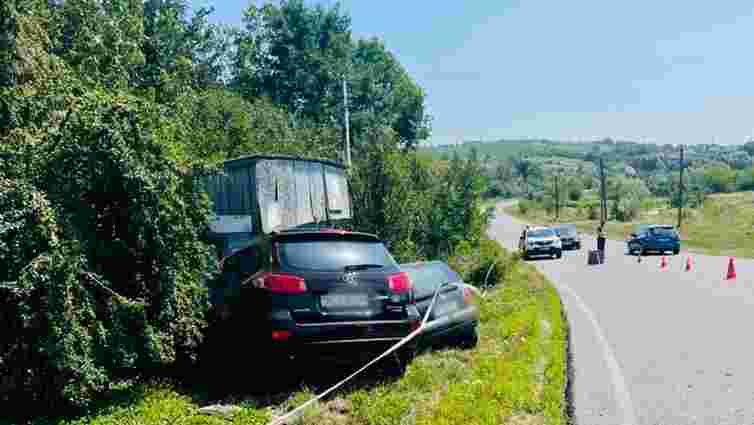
506, 192, 754, 258
23, 246, 569, 425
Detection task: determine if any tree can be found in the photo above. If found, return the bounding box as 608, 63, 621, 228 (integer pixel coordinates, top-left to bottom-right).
232, 0, 351, 124
567, 177, 583, 201
743, 140, 754, 156
609, 176, 650, 221
512, 155, 540, 199
48, 0, 145, 88
140, 0, 225, 100
0, 0, 16, 89
349, 38, 429, 149
704, 165, 736, 193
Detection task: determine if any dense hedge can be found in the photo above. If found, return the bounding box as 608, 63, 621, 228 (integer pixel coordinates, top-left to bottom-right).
0, 95, 217, 413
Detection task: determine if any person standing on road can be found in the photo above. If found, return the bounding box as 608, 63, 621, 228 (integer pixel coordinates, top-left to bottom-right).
596, 226, 606, 263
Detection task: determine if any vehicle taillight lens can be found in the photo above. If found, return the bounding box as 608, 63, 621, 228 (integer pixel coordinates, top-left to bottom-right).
256, 273, 307, 294
463, 286, 473, 305
387, 272, 412, 294
271, 330, 291, 341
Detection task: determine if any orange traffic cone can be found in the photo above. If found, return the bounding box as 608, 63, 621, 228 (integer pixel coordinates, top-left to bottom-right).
726, 257, 737, 280
660, 256, 668, 270
685, 256, 692, 272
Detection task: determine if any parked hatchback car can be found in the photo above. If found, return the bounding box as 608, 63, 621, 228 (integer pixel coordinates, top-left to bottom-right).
553, 224, 581, 250
626, 224, 681, 255
519, 225, 563, 259
207, 229, 421, 386
400, 261, 479, 349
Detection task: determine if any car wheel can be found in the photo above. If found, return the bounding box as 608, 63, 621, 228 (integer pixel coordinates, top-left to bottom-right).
673, 248, 680, 255
385, 347, 415, 377
458, 324, 479, 349
555, 250, 562, 259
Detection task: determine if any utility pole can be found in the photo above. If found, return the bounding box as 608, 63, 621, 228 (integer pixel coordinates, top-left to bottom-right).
342, 78, 351, 168
599, 157, 607, 228
677, 144, 685, 230
554, 172, 560, 221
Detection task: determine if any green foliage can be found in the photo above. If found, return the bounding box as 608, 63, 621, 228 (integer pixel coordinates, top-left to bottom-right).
448, 237, 517, 289
351, 134, 487, 262
0, 0, 442, 417
1, 91, 217, 411
608, 177, 650, 222
0, 178, 59, 281
0, 0, 17, 88
704, 165, 736, 193
567, 178, 583, 201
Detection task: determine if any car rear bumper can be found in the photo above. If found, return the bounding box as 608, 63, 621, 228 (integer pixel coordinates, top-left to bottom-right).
526, 247, 560, 255
266, 310, 421, 362
631, 242, 680, 251
422, 305, 479, 338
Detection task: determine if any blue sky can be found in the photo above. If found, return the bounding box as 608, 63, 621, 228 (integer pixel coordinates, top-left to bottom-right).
190, 1, 754, 146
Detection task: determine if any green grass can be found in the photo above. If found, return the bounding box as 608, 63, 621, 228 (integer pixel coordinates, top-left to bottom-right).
280, 256, 569, 425
506, 192, 754, 258
20, 248, 568, 425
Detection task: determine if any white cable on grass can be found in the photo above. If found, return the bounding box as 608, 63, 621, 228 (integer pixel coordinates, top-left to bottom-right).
267, 281, 450, 425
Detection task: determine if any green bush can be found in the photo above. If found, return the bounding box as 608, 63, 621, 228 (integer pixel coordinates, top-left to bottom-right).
448, 237, 518, 289
0, 95, 217, 413
518, 200, 532, 215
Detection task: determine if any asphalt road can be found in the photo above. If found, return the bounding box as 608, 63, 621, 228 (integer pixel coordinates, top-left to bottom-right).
489, 202, 754, 425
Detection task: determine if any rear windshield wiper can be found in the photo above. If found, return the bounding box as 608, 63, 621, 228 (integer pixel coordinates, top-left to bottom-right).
343, 264, 384, 271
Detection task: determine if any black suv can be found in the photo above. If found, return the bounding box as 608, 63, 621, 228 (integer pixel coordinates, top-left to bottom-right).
206, 229, 421, 385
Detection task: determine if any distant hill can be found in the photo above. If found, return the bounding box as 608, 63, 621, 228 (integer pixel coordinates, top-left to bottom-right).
423, 138, 754, 201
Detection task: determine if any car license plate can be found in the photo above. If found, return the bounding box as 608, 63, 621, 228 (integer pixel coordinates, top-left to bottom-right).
321, 294, 369, 309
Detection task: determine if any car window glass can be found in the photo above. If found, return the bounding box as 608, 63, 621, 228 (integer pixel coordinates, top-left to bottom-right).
404, 263, 460, 299
652, 228, 676, 237
279, 240, 397, 271
529, 229, 555, 238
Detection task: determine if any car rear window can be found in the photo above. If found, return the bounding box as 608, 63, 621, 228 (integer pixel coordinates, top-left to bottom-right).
529, 228, 555, 238
278, 240, 397, 271
652, 227, 677, 237
403, 263, 461, 299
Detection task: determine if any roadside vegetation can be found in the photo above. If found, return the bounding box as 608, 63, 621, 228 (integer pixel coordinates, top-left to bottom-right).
0, 1, 572, 423
18, 240, 568, 425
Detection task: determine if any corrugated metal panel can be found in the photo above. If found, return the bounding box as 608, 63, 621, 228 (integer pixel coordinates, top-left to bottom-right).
294, 160, 313, 225
206, 157, 350, 235
307, 161, 326, 223
324, 164, 352, 220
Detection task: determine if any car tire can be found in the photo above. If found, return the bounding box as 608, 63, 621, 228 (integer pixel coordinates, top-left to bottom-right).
458, 325, 479, 349
673, 248, 680, 255
555, 250, 562, 259
385, 346, 416, 377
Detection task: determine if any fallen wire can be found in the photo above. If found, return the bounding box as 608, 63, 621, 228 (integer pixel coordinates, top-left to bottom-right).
267, 280, 453, 425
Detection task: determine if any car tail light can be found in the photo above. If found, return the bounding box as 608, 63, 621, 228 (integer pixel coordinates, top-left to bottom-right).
271, 330, 291, 341
255, 273, 307, 294
387, 272, 412, 294
463, 286, 473, 305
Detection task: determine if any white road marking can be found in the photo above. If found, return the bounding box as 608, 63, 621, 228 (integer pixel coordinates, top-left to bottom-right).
556, 280, 637, 425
